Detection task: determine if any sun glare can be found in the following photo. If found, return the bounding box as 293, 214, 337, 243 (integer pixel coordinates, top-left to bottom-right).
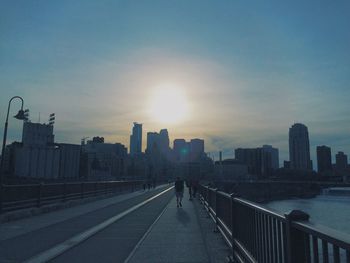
149, 84, 189, 124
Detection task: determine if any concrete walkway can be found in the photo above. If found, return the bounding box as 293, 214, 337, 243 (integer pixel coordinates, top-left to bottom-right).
126, 190, 229, 263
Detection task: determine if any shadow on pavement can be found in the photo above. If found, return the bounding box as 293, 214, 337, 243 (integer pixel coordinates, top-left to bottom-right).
176, 208, 191, 226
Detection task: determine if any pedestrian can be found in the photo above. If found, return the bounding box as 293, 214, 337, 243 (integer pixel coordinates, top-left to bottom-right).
186, 179, 193, 200
192, 180, 199, 198
175, 177, 184, 207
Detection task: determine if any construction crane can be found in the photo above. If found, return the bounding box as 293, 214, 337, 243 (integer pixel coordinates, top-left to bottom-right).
81, 137, 90, 145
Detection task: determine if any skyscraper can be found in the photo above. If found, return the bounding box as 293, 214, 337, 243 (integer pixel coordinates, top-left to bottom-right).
159, 129, 170, 154
173, 138, 205, 163
289, 123, 312, 170
190, 139, 205, 161
146, 132, 160, 154
130, 122, 142, 155
262, 145, 279, 169
336, 151, 348, 170
317, 145, 332, 173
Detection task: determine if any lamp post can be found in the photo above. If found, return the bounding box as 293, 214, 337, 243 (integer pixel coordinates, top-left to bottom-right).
0, 96, 25, 212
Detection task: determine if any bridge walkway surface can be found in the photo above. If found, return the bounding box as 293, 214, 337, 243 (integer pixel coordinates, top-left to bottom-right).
0, 184, 229, 263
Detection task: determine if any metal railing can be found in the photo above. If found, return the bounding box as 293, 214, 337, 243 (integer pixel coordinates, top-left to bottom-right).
0, 181, 143, 213
199, 184, 350, 263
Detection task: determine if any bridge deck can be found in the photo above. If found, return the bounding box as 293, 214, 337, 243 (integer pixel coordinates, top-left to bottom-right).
0, 185, 229, 263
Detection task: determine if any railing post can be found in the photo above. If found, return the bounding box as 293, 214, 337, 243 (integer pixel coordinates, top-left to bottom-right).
284, 210, 310, 263
214, 189, 219, 232
37, 183, 42, 207
229, 193, 240, 263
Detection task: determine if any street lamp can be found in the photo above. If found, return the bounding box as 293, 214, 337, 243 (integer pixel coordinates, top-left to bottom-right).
0, 96, 26, 185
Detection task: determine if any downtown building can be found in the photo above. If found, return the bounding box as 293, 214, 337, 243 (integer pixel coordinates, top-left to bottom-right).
129, 122, 142, 156
146, 129, 171, 157
235, 147, 274, 179
81, 137, 127, 180
262, 145, 279, 170
336, 151, 348, 170
289, 123, 312, 170
172, 138, 208, 181
173, 138, 205, 163
144, 129, 172, 181
14, 121, 81, 180
316, 145, 332, 174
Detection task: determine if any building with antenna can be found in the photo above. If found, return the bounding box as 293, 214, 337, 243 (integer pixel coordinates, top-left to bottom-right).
11, 113, 81, 180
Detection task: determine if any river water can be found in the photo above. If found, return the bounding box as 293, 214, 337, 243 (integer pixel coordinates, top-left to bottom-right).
266, 188, 350, 235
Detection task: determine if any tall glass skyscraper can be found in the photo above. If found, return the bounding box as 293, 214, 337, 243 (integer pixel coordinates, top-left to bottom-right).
289, 123, 312, 170
130, 122, 142, 155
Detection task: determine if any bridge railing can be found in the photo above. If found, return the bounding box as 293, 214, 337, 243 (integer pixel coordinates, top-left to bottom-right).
199, 184, 350, 263
0, 180, 143, 214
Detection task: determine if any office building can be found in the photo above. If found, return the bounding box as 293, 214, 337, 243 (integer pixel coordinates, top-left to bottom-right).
190, 139, 205, 161
262, 145, 279, 169
336, 152, 348, 170
146, 129, 171, 157
317, 145, 332, 173
173, 138, 205, 163
235, 147, 272, 178
159, 129, 170, 154
130, 122, 142, 155
289, 123, 312, 170
146, 132, 161, 154
82, 138, 127, 180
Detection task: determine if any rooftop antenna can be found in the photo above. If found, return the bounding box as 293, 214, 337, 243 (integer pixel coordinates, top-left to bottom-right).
38, 112, 40, 123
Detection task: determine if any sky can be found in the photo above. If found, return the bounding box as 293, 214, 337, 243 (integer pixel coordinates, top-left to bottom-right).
1, 0, 350, 166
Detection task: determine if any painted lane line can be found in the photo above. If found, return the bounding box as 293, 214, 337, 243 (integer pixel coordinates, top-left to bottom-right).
123, 196, 172, 263
24, 187, 174, 263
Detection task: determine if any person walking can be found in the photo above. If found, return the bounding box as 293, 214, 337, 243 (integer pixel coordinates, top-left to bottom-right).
175, 177, 184, 207
192, 179, 199, 198
186, 179, 193, 200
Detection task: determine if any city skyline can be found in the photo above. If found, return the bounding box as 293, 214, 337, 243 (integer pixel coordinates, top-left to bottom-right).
2, 112, 349, 171
1, 1, 350, 166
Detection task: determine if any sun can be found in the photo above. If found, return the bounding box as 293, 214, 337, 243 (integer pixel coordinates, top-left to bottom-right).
149, 84, 189, 124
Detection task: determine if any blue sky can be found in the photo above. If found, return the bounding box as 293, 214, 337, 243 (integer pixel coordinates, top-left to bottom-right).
1, 0, 350, 166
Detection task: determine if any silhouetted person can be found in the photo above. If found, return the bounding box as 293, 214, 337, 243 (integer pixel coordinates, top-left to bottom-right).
175, 177, 184, 207
186, 179, 193, 200
192, 180, 199, 198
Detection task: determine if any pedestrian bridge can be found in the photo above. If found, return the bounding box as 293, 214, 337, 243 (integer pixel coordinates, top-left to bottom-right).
0, 184, 349, 263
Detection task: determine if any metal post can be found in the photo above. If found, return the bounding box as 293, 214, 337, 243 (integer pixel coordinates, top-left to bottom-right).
214, 189, 219, 232
229, 193, 240, 262
0, 96, 25, 214
285, 210, 310, 263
